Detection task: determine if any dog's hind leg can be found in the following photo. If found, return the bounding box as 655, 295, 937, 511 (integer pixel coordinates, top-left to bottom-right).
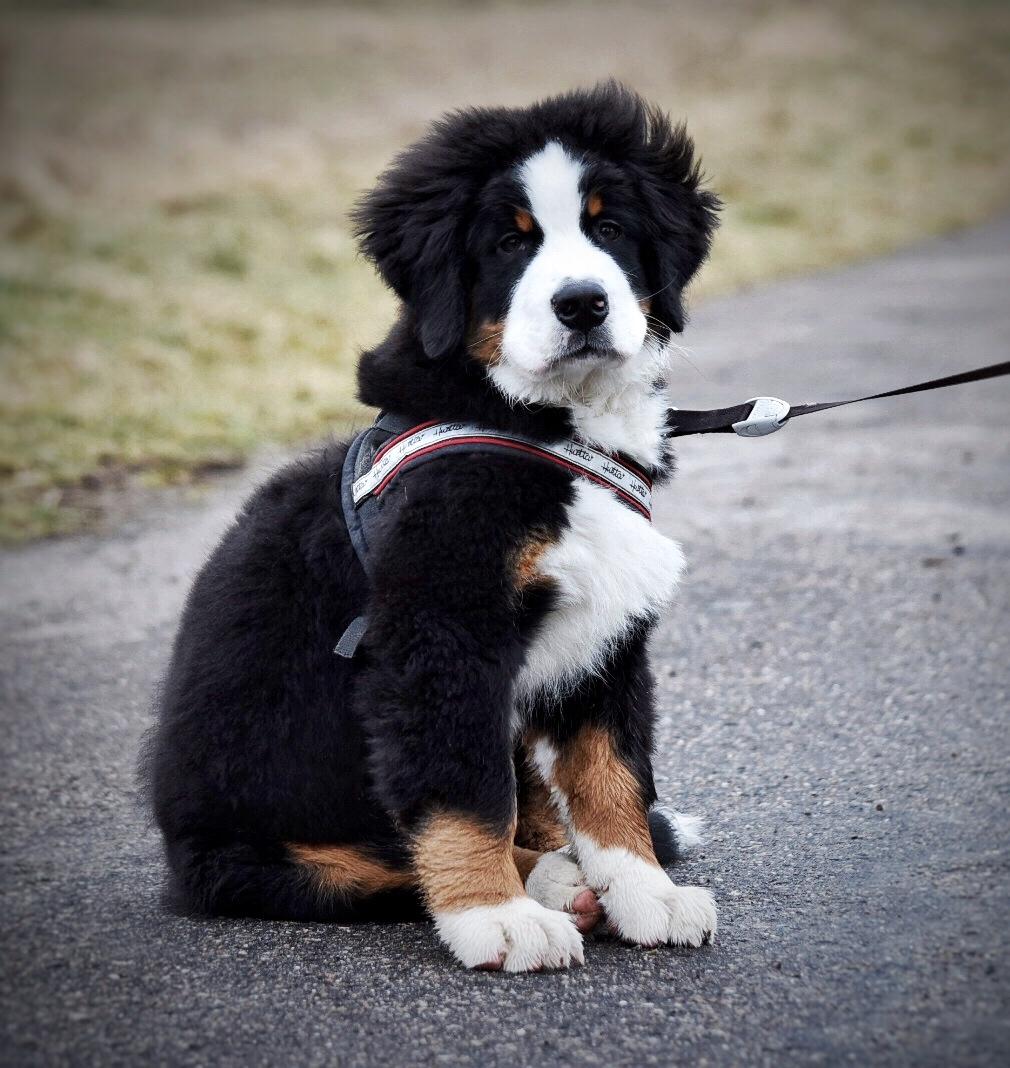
296, 840, 602, 931
164, 835, 424, 923
514, 764, 602, 932
515, 751, 568, 852
514, 846, 603, 933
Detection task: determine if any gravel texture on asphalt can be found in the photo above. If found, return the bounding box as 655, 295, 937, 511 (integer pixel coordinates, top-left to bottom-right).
2, 221, 1009, 1067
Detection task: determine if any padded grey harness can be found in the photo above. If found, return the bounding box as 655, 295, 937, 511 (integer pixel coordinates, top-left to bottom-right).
334, 412, 654, 658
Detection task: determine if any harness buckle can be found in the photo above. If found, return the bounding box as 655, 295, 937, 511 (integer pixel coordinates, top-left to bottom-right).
732, 396, 790, 438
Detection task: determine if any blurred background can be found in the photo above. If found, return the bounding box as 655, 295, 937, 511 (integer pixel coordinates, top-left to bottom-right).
2, 0, 1008, 542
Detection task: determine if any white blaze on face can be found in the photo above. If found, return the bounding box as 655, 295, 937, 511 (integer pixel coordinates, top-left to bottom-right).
495, 142, 648, 396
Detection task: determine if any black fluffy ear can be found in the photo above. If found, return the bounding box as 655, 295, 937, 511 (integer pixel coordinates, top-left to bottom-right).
636, 112, 720, 335
352, 149, 470, 361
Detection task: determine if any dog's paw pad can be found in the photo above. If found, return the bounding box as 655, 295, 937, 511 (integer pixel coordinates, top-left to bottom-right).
569, 888, 604, 932
435, 896, 585, 972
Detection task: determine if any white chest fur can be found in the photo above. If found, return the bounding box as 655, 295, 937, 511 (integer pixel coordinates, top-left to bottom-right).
516, 481, 685, 703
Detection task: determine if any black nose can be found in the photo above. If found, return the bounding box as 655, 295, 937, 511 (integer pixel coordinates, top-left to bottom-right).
551, 281, 609, 332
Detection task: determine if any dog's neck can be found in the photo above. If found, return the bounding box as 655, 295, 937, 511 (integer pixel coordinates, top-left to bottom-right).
488, 339, 672, 469
357, 318, 672, 473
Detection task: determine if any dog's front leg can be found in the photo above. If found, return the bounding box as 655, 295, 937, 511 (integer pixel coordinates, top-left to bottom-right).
412, 807, 583, 971
359, 610, 583, 972
527, 632, 717, 950
531, 722, 716, 947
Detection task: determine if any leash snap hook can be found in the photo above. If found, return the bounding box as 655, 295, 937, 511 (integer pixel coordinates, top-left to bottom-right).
732, 396, 790, 438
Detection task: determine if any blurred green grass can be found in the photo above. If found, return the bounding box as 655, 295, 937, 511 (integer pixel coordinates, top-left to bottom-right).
2, 0, 1009, 541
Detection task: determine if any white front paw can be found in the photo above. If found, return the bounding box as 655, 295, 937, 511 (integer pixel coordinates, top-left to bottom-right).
525, 850, 587, 911
434, 896, 584, 972
601, 865, 717, 947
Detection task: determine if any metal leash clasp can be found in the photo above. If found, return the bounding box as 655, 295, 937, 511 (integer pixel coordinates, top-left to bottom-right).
732, 396, 791, 437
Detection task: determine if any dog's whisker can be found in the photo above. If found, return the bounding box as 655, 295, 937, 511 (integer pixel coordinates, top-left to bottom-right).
665, 340, 710, 381
637, 277, 680, 302
473, 328, 505, 346
639, 321, 710, 382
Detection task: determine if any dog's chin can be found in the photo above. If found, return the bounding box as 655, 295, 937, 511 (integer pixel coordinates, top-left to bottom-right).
561, 343, 618, 362
546, 339, 622, 376
490, 336, 636, 407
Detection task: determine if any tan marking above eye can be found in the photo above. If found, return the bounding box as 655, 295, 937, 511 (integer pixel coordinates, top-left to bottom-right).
413, 810, 524, 912
586, 192, 604, 218
514, 209, 534, 233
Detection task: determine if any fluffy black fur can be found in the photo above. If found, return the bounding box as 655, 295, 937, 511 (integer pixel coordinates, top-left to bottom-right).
145, 82, 718, 923
354, 80, 718, 364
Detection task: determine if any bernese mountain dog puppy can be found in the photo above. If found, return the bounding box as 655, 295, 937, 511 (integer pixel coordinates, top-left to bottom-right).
147, 82, 721, 973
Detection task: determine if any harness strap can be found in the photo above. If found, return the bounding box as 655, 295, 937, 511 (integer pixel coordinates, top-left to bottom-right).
334, 415, 654, 659
665, 360, 1010, 438
351, 421, 653, 520
336, 412, 415, 659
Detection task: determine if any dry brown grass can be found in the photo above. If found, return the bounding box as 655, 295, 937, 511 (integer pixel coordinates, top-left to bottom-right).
2, 0, 1009, 540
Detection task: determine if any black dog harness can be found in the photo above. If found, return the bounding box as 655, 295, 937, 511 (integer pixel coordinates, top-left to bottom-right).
335, 413, 654, 658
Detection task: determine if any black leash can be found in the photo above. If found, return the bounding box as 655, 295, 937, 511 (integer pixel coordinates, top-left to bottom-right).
333, 358, 1008, 659
665, 360, 1010, 439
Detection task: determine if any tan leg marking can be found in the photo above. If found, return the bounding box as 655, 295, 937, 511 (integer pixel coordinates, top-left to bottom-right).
516, 766, 568, 852
548, 726, 657, 862
288, 843, 415, 895
512, 846, 543, 882
530, 734, 718, 948
291, 838, 541, 904
413, 812, 524, 913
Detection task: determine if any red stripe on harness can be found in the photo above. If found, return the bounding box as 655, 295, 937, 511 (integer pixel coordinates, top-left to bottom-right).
372, 434, 652, 521
372, 419, 440, 465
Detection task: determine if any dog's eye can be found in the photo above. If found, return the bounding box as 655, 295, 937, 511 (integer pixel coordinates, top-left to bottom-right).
597, 220, 623, 242
497, 232, 524, 256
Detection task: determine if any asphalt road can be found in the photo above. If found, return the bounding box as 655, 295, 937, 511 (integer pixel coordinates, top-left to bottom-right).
3, 221, 1009, 1067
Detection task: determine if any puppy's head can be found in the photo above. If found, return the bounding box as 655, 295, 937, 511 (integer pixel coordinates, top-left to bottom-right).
353, 82, 719, 406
